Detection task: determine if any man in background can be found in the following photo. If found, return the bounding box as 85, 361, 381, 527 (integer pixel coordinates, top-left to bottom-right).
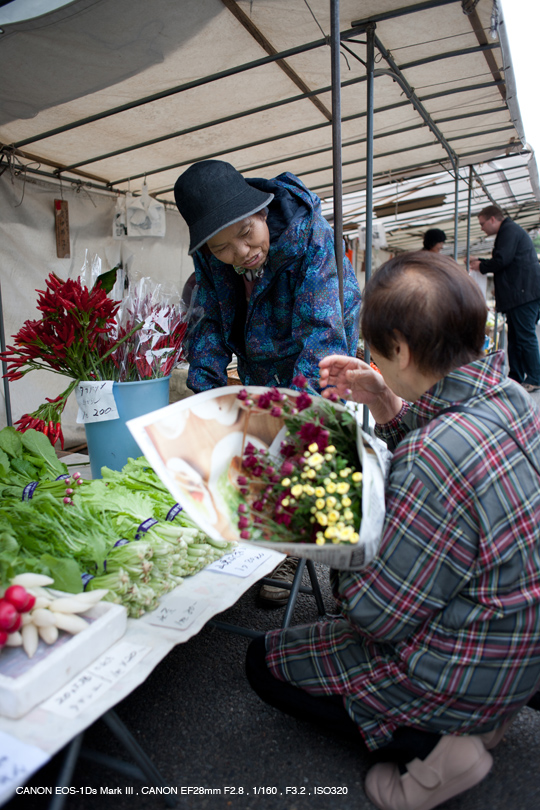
470, 205, 540, 394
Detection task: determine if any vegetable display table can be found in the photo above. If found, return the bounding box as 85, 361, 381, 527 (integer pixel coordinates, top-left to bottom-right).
0, 542, 285, 805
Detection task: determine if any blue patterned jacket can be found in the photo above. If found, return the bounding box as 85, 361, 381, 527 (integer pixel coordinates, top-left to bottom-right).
186, 172, 361, 392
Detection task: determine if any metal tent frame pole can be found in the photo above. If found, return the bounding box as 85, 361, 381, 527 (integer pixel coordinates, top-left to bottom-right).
453, 171, 460, 260
330, 0, 344, 313
361, 23, 376, 433
466, 164, 473, 271
0, 283, 13, 427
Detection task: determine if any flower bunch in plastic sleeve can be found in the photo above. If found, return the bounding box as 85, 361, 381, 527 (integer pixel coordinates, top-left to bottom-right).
109, 277, 190, 381
233, 376, 363, 547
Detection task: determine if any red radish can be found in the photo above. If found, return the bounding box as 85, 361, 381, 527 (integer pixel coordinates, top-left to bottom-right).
3, 585, 35, 613
0, 601, 21, 631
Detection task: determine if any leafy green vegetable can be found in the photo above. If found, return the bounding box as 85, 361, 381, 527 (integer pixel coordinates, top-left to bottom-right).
20, 429, 68, 478
0, 427, 23, 458
40, 553, 83, 593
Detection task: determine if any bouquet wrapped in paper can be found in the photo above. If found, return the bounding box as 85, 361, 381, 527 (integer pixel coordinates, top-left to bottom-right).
127, 376, 389, 570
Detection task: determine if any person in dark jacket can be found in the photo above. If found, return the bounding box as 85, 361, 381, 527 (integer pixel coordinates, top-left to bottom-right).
422, 227, 446, 252
174, 159, 361, 605
469, 205, 540, 393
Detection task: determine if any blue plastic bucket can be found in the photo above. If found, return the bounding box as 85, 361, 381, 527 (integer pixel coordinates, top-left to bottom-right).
84, 376, 171, 478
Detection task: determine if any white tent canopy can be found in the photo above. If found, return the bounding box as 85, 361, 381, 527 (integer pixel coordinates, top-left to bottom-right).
1, 0, 539, 438
1, 0, 537, 206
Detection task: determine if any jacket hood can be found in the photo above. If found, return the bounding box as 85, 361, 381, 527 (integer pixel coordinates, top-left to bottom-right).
246, 172, 321, 242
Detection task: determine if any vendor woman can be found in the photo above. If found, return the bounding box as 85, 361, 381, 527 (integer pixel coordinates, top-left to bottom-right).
173, 159, 361, 393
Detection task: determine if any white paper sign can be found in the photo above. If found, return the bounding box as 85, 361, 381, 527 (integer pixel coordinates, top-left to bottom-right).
146, 597, 211, 631
0, 731, 49, 802
41, 642, 149, 719
75, 380, 119, 424
206, 545, 274, 578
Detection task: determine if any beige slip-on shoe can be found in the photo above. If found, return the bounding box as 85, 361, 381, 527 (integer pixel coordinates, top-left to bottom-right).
364, 734, 493, 810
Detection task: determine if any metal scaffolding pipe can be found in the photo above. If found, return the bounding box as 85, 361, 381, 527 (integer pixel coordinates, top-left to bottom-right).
330, 0, 344, 314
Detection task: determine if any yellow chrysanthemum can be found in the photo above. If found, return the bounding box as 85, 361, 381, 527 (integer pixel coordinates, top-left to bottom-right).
281, 478, 291, 487
326, 445, 336, 454
315, 512, 328, 526
324, 526, 338, 539
352, 471, 363, 482
307, 453, 323, 467
315, 487, 325, 498
315, 498, 325, 510
327, 510, 340, 523
303, 484, 315, 496
326, 495, 337, 508
340, 467, 351, 478
315, 536, 326, 546
350, 532, 360, 544
336, 482, 350, 494
306, 469, 316, 479
342, 496, 352, 507
325, 482, 336, 494
281, 497, 290, 507
343, 508, 354, 521
330, 472, 337, 479
291, 484, 303, 498
339, 526, 354, 540
308, 442, 319, 453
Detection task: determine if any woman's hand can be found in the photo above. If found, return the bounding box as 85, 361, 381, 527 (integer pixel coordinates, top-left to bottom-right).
319, 355, 403, 424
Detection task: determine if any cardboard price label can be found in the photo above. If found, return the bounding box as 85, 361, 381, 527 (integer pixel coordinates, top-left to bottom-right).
75, 380, 119, 424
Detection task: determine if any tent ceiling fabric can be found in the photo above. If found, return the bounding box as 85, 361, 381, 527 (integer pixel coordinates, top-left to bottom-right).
0, 0, 538, 238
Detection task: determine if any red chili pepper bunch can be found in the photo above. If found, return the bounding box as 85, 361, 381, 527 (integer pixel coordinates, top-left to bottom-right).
0, 273, 122, 383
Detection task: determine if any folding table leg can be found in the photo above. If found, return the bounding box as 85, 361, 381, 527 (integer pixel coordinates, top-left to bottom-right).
49, 733, 84, 810
100, 710, 177, 807
280, 558, 307, 628
305, 559, 326, 617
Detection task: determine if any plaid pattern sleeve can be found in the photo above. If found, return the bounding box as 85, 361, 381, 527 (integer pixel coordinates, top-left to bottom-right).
265, 353, 540, 750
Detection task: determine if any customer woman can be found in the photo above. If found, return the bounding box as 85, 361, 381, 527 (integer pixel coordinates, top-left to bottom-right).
246, 251, 540, 810
174, 159, 361, 605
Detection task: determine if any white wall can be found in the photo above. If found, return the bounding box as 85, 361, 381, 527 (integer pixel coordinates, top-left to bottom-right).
0, 173, 192, 444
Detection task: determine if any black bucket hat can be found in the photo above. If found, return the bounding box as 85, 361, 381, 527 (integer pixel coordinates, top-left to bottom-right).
174, 160, 274, 255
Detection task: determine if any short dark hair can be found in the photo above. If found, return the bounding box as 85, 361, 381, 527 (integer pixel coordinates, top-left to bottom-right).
478, 205, 504, 221
361, 252, 487, 376
423, 228, 447, 250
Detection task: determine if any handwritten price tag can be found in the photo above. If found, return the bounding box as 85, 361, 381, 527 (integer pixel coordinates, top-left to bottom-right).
40, 642, 149, 719
75, 380, 119, 424
206, 545, 274, 578
147, 597, 210, 631
0, 732, 48, 799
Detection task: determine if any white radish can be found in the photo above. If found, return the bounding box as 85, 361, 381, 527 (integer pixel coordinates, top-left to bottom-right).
30, 608, 57, 628
33, 596, 52, 609
22, 623, 39, 658
51, 612, 88, 634
21, 613, 33, 626
5, 631, 23, 647
75, 589, 108, 604
12, 573, 54, 588
38, 625, 59, 645
48, 597, 91, 614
